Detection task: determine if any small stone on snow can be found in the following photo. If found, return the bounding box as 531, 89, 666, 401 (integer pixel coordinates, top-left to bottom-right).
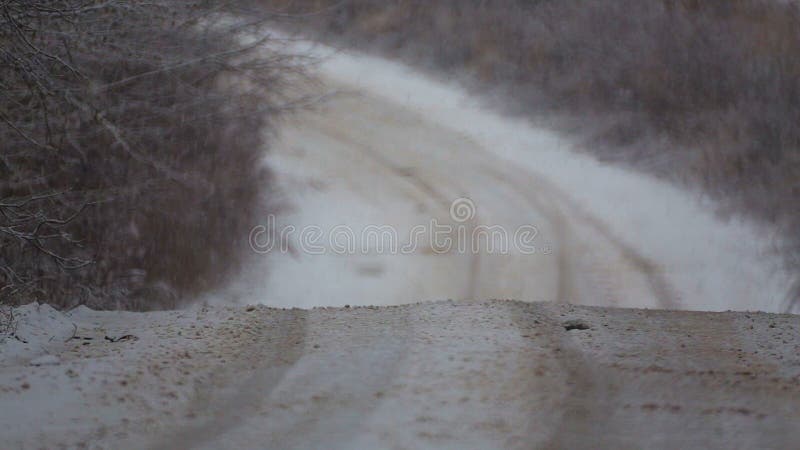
30, 354, 61, 366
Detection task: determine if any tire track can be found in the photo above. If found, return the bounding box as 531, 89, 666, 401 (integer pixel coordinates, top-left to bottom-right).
151, 309, 308, 450
302, 108, 484, 300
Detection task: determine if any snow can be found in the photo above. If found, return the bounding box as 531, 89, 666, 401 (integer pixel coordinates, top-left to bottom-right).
0, 303, 76, 367
1, 301, 794, 448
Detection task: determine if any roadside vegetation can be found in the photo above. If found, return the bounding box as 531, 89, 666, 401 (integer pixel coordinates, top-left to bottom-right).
267, 0, 800, 308
1, 1, 301, 310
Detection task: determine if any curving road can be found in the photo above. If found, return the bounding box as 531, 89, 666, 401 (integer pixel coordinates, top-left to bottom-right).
245, 43, 788, 313
261, 83, 671, 310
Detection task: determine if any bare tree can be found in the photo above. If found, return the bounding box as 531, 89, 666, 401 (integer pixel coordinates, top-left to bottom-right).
1, 1, 304, 309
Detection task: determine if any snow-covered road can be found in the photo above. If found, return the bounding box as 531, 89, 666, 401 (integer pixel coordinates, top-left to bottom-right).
4, 301, 800, 449
240, 43, 791, 313
2, 44, 798, 449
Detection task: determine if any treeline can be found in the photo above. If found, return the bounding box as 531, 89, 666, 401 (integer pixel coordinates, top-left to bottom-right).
267, 0, 800, 308
1, 1, 298, 309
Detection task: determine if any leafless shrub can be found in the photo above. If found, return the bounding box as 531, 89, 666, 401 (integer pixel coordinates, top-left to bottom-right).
1, 1, 304, 309
264, 0, 800, 309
